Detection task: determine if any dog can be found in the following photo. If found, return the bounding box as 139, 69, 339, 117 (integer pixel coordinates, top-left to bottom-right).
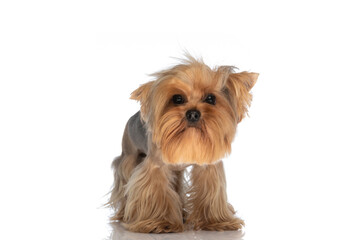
108, 55, 258, 233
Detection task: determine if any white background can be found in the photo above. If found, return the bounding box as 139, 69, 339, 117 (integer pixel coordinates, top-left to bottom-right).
1, 1, 359, 240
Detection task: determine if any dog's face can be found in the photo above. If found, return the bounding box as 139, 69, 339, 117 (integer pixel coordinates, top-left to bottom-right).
131, 57, 258, 164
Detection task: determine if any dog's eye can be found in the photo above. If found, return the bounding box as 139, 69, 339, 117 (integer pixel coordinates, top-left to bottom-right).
172, 94, 185, 105
204, 94, 216, 105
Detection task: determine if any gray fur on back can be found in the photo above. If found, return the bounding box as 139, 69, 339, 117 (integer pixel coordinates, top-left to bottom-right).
127, 111, 148, 154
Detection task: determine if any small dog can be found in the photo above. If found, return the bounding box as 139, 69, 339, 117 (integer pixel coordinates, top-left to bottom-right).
108, 55, 258, 233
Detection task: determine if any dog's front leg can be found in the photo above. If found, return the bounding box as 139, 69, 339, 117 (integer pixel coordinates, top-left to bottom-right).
122, 156, 184, 233
186, 161, 244, 231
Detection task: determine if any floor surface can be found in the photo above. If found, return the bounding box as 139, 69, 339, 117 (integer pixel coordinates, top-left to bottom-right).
108, 222, 245, 240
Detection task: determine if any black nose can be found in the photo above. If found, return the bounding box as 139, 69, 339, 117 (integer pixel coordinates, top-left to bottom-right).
186, 109, 201, 122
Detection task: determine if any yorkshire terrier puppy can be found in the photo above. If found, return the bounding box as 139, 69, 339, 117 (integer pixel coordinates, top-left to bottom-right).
108, 55, 258, 233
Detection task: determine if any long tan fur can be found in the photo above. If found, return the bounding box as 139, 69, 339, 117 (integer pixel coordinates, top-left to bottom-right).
108, 55, 258, 232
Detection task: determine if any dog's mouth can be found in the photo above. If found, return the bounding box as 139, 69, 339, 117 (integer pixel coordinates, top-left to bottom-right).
158, 117, 207, 146
187, 123, 201, 129
185, 120, 206, 136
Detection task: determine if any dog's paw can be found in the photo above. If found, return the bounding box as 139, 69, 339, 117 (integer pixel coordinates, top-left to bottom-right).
125, 219, 184, 233
192, 217, 244, 231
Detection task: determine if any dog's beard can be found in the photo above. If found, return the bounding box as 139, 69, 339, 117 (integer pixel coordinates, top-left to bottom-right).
152, 109, 236, 164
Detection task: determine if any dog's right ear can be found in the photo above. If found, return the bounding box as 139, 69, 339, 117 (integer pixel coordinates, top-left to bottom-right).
130, 81, 155, 121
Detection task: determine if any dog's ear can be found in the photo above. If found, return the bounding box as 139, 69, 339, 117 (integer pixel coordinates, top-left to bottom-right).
226, 71, 259, 122
130, 81, 155, 121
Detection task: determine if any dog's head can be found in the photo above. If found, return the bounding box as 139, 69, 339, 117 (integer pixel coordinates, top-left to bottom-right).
131, 56, 258, 164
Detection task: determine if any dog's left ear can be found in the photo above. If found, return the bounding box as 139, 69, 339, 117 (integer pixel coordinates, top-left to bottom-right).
130, 81, 155, 121
226, 71, 259, 122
